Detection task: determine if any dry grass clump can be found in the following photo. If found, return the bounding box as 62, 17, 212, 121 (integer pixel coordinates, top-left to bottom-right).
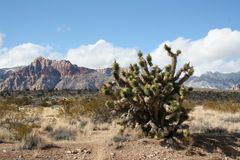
39, 113, 78, 141
182, 100, 197, 110
11, 123, 40, 140
58, 93, 113, 123
50, 127, 77, 141
0, 127, 14, 142
19, 132, 56, 150
189, 106, 240, 134
203, 100, 240, 113
0, 95, 33, 106
0, 101, 42, 141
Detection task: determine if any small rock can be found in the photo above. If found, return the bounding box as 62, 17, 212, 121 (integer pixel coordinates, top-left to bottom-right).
148, 154, 154, 158
72, 150, 78, 154
110, 152, 116, 157
81, 148, 91, 154
85, 149, 91, 154
115, 142, 123, 149
66, 150, 72, 154
108, 142, 113, 146
216, 147, 222, 153
139, 139, 149, 144
34, 154, 41, 158
73, 156, 77, 159
2, 149, 6, 153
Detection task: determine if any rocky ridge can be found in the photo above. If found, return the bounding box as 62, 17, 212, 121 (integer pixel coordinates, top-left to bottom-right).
186, 71, 240, 90
0, 57, 111, 91
0, 57, 240, 91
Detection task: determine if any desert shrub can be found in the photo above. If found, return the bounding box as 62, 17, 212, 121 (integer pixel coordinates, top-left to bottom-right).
11, 123, 40, 140
0, 95, 33, 106
0, 102, 41, 141
19, 132, 44, 150
112, 135, 129, 142
182, 100, 196, 110
102, 44, 194, 139
77, 94, 113, 122
58, 94, 113, 122
13, 96, 33, 106
0, 101, 18, 115
50, 127, 76, 140
0, 127, 14, 142
189, 106, 240, 134
58, 97, 74, 115
203, 100, 240, 113
19, 132, 55, 150
42, 124, 53, 132
40, 98, 50, 107
50, 98, 59, 105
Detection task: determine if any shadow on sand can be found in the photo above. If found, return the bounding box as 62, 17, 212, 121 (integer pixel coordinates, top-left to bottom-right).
191, 131, 240, 158
160, 129, 240, 158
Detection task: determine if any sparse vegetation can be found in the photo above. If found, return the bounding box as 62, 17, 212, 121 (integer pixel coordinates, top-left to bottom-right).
0, 88, 239, 159
203, 100, 240, 113
189, 106, 240, 134
50, 127, 77, 141
19, 132, 56, 150
57, 93, 113, 123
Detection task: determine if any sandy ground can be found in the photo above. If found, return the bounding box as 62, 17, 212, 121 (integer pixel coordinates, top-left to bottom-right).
0, 107, 239, 160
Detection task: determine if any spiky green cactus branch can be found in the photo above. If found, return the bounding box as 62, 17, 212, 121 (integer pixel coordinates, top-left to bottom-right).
102, 44, 194, 138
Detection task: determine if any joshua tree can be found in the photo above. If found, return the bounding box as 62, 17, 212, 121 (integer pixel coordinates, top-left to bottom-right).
102, 44, 194, 138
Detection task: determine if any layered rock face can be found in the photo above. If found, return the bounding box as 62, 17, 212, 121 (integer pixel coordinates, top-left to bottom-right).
0, 57, 110, 91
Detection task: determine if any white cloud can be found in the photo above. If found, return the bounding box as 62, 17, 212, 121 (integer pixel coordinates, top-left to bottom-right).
0, 28, 240, 76
0, 43, 50, 68
66, 40, 138, 68
56, 26, 71, 32
0, 33, 5, 47
151, 28, 240, 75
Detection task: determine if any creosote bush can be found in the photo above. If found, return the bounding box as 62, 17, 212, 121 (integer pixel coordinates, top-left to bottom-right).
102, 44, 194, 139
50, 127, 77, 141
203, 100, 240, 113
19, 132, 56, 150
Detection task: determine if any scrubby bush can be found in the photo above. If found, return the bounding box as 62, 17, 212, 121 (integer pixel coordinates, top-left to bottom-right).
203, 100, 240, 113
0, 101, 41, 141
0, 127, 14, 142
50, 127, 76, 140
19, 132, 45, 150
58, 94, 113, 123
102, 44, 194, 139
19, 132, 55, 150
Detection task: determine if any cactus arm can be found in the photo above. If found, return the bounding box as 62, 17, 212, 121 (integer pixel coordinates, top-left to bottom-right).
164, 44, 181, 80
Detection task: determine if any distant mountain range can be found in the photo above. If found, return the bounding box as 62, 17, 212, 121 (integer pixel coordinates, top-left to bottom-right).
0, 57, 239, 91
0, 57, 111, 91
186, 71, 240, 90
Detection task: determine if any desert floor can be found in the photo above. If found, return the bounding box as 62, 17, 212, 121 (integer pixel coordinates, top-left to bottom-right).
0, 106, 239, 160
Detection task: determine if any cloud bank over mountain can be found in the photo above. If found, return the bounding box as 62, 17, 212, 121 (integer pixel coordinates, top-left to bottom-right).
65, 40, 138, 69
151, 28, 240, 75
0, 28, 239, 75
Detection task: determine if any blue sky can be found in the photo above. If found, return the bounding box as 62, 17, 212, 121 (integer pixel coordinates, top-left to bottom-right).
0, 0, 239, 52
0, 0, 240, 75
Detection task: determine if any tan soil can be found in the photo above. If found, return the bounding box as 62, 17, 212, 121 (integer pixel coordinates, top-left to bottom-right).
0, 108, 239, 160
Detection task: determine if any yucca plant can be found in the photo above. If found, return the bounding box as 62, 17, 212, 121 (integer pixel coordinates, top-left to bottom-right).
102, 44, 194, 138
